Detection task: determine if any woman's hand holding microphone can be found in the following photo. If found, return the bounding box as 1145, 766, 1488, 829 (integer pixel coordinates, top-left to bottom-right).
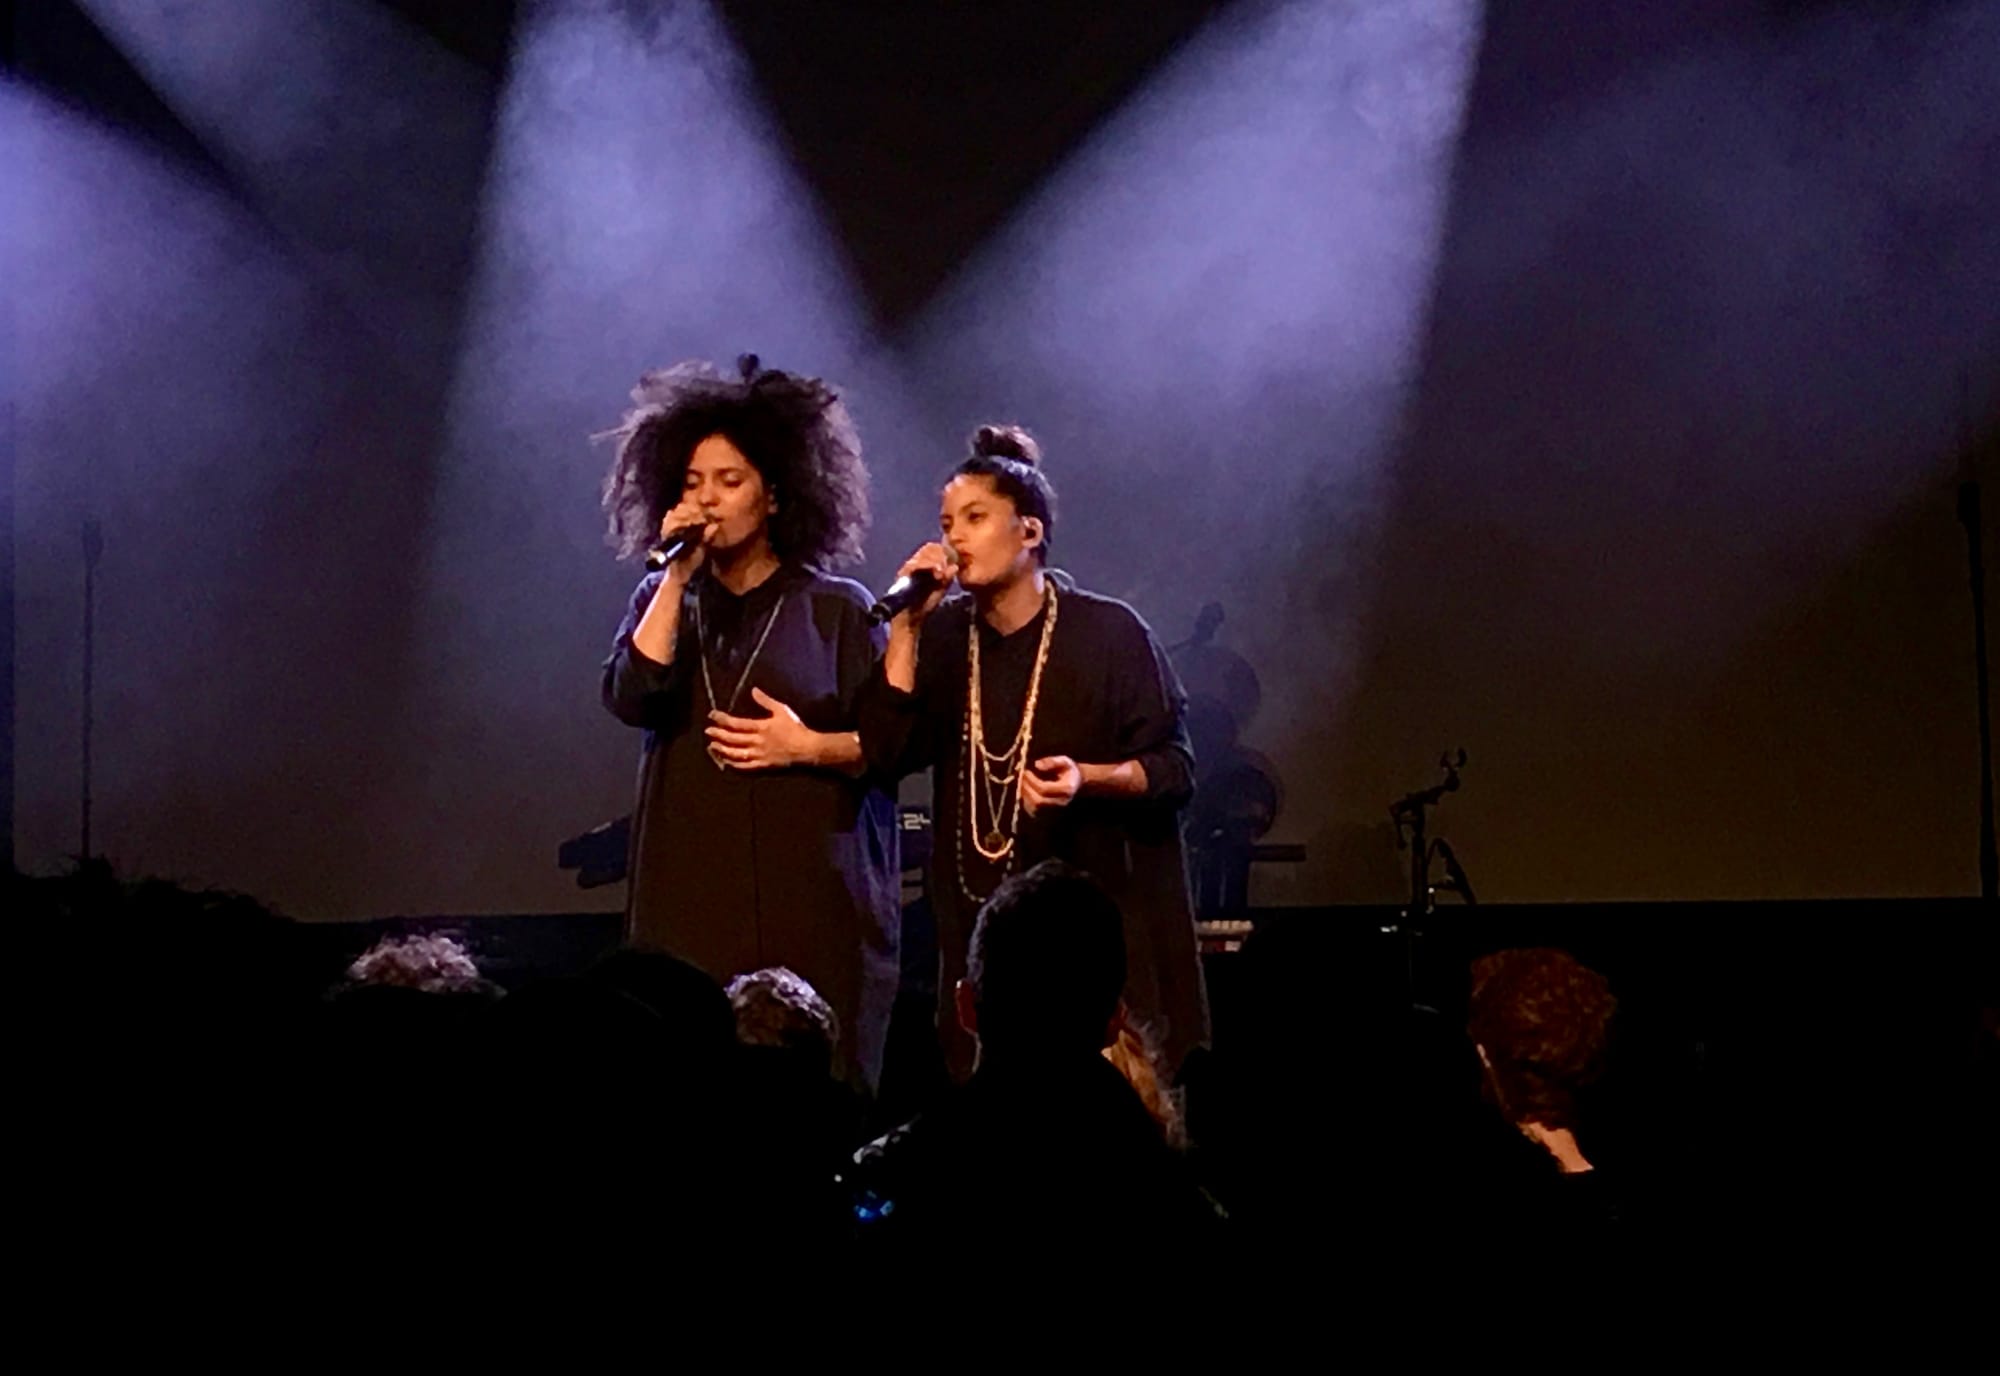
656, 499, 720, 585
889, 542, 956, 625
881, 542, 954, 692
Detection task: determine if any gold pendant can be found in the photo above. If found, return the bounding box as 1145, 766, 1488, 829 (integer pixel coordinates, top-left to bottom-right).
983, 829, 1007, 853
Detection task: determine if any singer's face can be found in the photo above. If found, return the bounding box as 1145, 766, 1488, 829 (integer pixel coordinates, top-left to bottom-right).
940, 475, 1035, 589
683, 434, 774, 553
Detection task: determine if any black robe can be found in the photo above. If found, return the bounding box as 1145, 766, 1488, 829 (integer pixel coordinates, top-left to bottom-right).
603, 563, 900, 1090
858, 574, 1209, 1073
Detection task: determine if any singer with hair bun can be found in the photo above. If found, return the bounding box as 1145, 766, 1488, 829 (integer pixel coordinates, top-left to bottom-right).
600, 355, 898, 1091
857, 424, 1209, 1079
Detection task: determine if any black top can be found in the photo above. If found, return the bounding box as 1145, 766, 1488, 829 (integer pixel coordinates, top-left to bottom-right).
603, 563, 899, 1089
857, 574, 1209, 1072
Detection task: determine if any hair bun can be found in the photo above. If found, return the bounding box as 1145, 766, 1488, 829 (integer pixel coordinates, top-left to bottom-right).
971, 423, 1043, 467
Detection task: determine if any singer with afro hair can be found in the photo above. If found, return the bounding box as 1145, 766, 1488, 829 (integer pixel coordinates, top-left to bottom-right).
601, 355, 898, 1091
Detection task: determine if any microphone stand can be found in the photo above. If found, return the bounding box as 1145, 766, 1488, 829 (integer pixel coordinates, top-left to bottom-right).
1387, 749, 1472, 1008
81, 516, 102, 862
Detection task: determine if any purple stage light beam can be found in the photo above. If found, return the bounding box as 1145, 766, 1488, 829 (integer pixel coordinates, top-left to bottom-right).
3, 78, 418, 911
393, 0, 927, 915
77, 0, 500, 378
902, 0, 1485, 834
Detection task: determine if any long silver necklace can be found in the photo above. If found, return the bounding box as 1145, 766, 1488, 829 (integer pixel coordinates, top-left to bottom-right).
693, 580, 788, 770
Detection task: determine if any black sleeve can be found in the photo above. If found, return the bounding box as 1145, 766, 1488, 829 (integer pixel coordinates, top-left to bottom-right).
832, 588, 887, 723
831, 589, 906, 790
601, 571, 692, 729
1111, 611, 1196, 810
857, 614, 945, 782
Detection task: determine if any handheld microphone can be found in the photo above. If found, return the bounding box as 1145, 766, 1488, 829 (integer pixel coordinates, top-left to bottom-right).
871, 547, 961, 624
870, 568, 942, 624
644, 522, 708, 570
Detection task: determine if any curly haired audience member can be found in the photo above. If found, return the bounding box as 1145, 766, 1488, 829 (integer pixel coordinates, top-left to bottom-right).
1466, 946, 1623, 1246
726, 966, 866, 1241
343, 932, 501, 998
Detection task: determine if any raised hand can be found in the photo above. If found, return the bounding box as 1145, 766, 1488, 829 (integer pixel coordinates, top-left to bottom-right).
658, 499, 720, 581
892, 541, 956, 625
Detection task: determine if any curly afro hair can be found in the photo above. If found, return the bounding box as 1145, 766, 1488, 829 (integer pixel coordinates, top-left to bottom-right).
724, 965, 840, 1064
601, 354, 870, 569
1466, 947, 1617, 1132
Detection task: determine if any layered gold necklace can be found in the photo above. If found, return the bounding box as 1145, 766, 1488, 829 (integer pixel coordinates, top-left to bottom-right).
958, 580, 1059, 901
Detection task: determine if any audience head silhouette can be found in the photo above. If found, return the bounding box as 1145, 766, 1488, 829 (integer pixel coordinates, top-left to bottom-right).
957, 860, 1127, 1061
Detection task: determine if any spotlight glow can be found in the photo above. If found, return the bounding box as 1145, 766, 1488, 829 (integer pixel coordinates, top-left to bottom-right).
395, 0, 926, 913
903, 0, 1484, 844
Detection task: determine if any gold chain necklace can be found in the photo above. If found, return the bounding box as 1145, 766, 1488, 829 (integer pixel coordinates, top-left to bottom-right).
958, 581, 1059, 900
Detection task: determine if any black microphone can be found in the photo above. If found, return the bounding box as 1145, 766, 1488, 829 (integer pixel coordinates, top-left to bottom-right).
644, 522, 708, 571
870, 567, 945, 624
